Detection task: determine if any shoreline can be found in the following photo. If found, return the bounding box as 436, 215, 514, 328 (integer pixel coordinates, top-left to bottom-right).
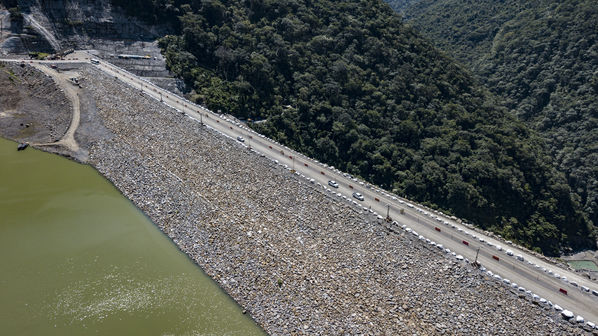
0, 135, 266, 331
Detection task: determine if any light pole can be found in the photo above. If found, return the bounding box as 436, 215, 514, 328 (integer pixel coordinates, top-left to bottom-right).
474, 247, 481, 268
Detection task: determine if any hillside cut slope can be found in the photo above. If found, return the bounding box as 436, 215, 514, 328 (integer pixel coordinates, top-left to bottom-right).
386, 0, 598, 243
109, 0, 596, 255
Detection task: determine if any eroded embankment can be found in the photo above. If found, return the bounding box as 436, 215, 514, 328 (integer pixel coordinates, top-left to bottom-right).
1, 64, 588, 335
0, 62, 71, 145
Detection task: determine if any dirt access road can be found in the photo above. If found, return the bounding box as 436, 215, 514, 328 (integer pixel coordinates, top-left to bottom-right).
31, 63, 80, 153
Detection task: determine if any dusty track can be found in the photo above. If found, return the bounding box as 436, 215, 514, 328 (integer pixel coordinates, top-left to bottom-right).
32, 64, 80, 152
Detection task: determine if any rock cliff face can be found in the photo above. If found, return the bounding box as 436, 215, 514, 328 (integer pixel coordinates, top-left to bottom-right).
2, 0, 166, 49
0, 0, 183, 91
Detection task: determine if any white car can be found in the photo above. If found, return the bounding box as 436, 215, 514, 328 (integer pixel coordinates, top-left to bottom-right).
495, 245, 503, 251
236, 136, 245, 142
328, 180, 339, 188
352, 192, 364, 201
506, 250, 514, 256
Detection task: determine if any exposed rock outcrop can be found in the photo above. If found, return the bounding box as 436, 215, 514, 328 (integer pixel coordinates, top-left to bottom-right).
0, 0, 184, 92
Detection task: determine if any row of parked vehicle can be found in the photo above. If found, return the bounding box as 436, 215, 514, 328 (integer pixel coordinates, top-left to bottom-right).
327, 180, 365, 201
397, 215, 597, 329
412, 205, 598, 300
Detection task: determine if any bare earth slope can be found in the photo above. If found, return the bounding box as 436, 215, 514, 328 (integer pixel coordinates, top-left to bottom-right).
0, 62, 70, 144
75, 65, 584, 334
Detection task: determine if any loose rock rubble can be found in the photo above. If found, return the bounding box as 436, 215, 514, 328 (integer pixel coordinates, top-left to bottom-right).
76, 66, 590, 335
0, 62, 71, 144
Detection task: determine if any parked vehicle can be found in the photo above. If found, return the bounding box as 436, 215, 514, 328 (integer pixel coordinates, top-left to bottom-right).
352, 192, 364, 201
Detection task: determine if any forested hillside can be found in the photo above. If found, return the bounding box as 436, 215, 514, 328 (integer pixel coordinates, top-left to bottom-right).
111, 0, 595, 255
386, 0, 598, 241
385, 0, 423, 13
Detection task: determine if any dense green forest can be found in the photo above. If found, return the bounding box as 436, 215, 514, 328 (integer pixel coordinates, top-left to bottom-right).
385, 0, 423, 14
386, 0, 598, 244
111, 0, 596, 255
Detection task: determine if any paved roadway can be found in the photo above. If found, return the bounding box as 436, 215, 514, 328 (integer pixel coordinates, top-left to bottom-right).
4, 55, 597, 324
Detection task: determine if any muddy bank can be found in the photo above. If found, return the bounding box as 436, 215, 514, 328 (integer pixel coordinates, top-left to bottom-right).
0, 61, 112, 161
0, 61, 71, 145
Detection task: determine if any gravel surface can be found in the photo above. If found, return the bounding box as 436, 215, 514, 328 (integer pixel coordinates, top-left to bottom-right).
0, 61, 71, 144
12, 64, 594, 335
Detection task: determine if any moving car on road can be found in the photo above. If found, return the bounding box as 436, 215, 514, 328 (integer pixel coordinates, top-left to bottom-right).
328, 180, 339, 188
236, 136, 245, 142
352, 192, 364, 201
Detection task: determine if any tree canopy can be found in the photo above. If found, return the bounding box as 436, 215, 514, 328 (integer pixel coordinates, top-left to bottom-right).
386, 0, 598, 247
112, 0, 596, 255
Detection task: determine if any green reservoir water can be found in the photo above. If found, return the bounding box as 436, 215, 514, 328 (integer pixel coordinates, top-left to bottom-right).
0, 138, 264, 336
567, 260, 598, 272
